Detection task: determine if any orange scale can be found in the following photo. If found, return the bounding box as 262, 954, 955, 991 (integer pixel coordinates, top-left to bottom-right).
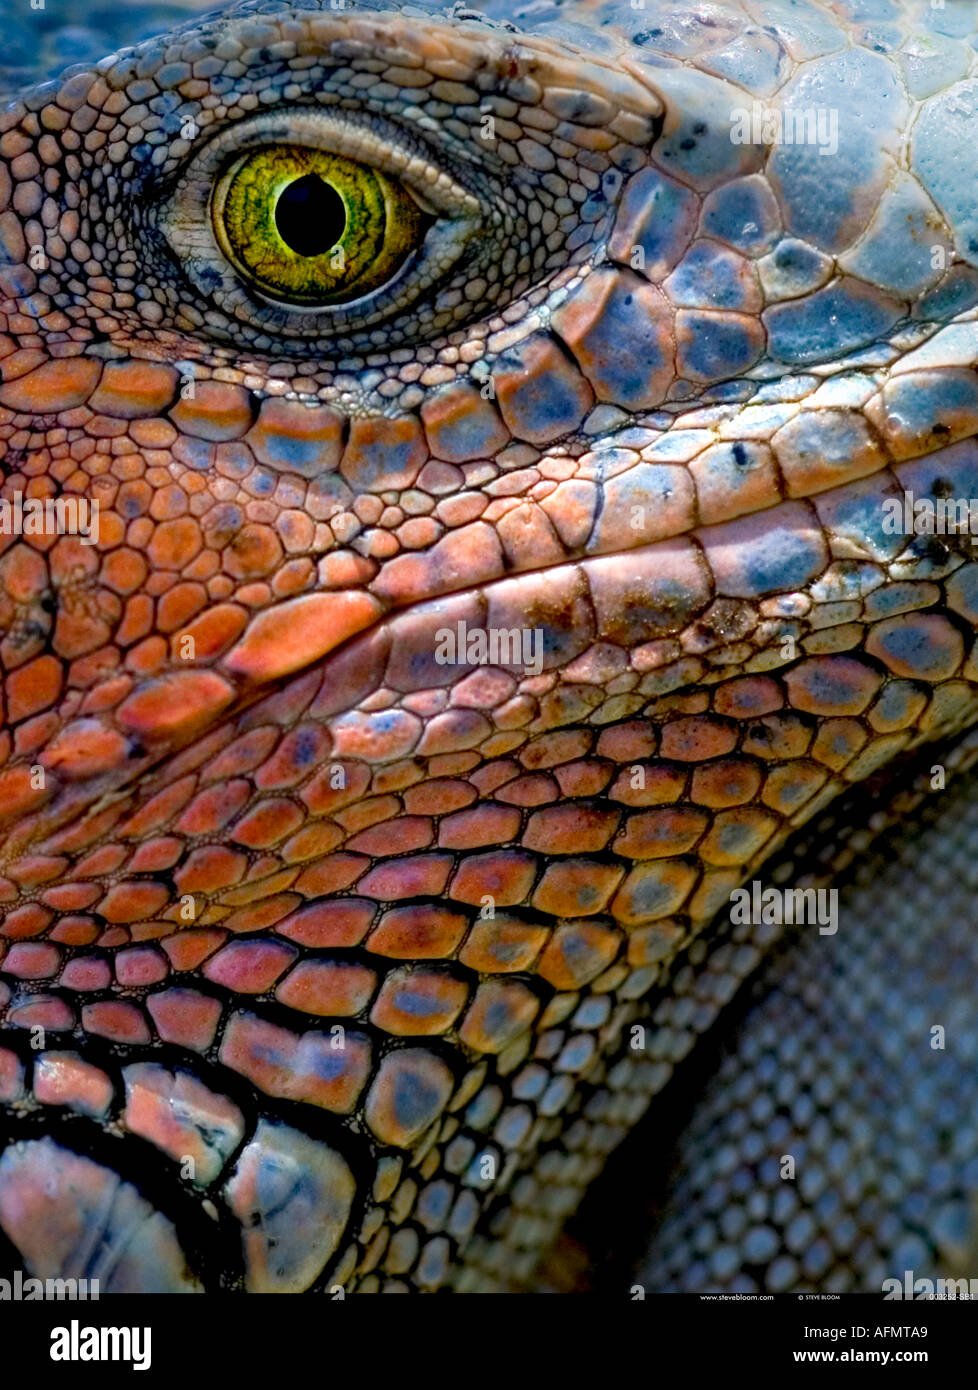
458, 979, 540, 1054
784, 655, 883, 717
370, 968, 469, 1036
518, 729, 593, 769
425, 752, 481, 778
275, 898, 375, 949
469, 760, 521, 794
5, 854, 68, 887
1, 903, 55, 939
276, 959, 377, 1016
553, 760, 615, 798
402, 779, 477, 816
299, 761, 372, 817
146, 516, 204, 572
96, 881, 169, 924
537, 920, 621, 990
174, 845, 249, 895
88, 361, 179, 420
8, 995, 75, 1031
741, 713, 813, 760
358, 853, 454, 902
437, 804, 521, 850
0, 357, 101, 413
611, 860, 700, 928
459, 916, 549, 973
42, 717, 130, 783
146, 988, 223, 1051
5, 653, 63, 722
168, 381, 254, 442
363, 1048, 453, 1147
369, 760, 426, 796
759, 761, 828, 815
96, 927, 131, 948
176, 780, 252, 836
447, 850, 538, 907
659, 715, 738, 762
496, 773, 561, 807
160, 929, 227, 973
14, 711, 60, 757
280, 822, 344, 864
128, 418, 176, 449
129, 922, 174, 942
689, 758, 763, 809
713, 675, 784, 719
691, 868, 758, 926
81, 1000, 151, 1044
221, 895, 303, 934
114, 946, 169, 986
203, 938, 297, 994
219, 1012, 372, 1113
333, 793, 402, 835
626, 919, 685, 967
224, 591, 381, 685
224, 525, 285, 585
252, 725, 332, 790
415, 708, 492, 757
607, 763, 687, 806
0, 765, 52, 825
613, 806, 710, 859
532, 859, 624, 917
117, 670, 234, 738
34, 1052, 113, 1117
86, 414, 128, 439
811, 718, 868, 770
230, 798, 304, 849
67, 652, 124, 695
366, 903, 468, 960
595, 721, 657, 762
4, 941, 61, 979
697, 806, 780, 868
116, 594, 155, 648
522, 802, 620, 854
48, 917, 99, 946
163, 597, 244, 656
156, 581, 207, 633
203, 727, 280, 783
126, 837, 184, 873
293, 853, 369, 898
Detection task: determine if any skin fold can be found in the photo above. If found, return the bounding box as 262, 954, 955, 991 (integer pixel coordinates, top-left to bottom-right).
1, 0, 978, 1292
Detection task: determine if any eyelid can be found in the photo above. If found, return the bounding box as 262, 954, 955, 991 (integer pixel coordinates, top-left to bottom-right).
179, 108, 481, 220
157, 106, 482, 339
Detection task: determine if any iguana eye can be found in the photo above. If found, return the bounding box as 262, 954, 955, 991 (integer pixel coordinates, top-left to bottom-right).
212, 145, 430, 307
157, 107, 501, 354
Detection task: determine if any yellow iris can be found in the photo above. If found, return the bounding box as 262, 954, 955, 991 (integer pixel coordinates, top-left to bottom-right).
213, 145, 426, 304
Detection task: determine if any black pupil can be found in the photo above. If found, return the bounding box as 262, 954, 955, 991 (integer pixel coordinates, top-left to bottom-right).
275, 175, 346, 257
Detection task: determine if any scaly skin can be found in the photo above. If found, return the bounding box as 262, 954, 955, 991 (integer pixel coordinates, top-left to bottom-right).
2, 0, 978, 1292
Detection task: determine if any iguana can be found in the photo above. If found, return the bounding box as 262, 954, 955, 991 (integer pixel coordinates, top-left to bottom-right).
1, 0, 978, 1293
